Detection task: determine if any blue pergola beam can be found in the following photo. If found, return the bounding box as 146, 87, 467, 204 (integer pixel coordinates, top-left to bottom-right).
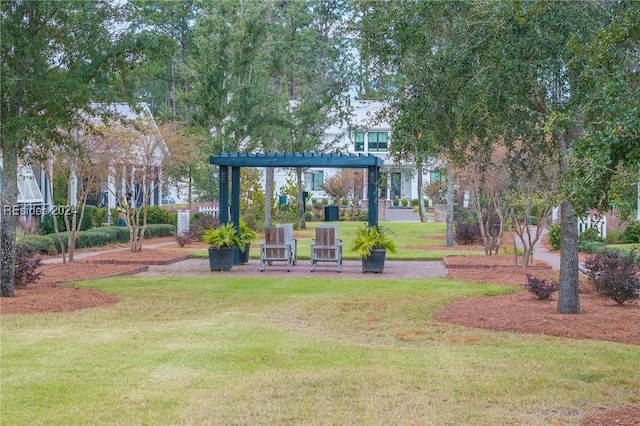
210, 152, 383, 168
210, 152, 382, 229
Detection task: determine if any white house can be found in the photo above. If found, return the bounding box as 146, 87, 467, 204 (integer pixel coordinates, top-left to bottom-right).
273, 100, 433, 205
0, 103, 167, 225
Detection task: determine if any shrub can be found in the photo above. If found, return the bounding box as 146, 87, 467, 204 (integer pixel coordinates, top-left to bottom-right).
74, 231, 111, 249
39, 206, 96, 234
579, 240, 605, 254
411, 199, 419, 206
423, 199, 429, 208
22, 234, 59, 255
14, 244, 43, 289
524, 275, 559, 300
392, 199, 399, 207
401, 199, 409, 207
454, 223, 481, 245
86, 226, 130, 243
144, 224, 175, 238
579, 227, 605, 243
93, 207, 107, 227
583, 248, 640, 305
175, 230, 196, 247
548, 223, 561, 250
145, 206, 178, 225
621, 220, 640, 244
14, 229, 43, 289
190, 213, 220, 241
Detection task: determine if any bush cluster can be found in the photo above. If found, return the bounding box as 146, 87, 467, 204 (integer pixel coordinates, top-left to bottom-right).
21, 224, 175, 254
524, 274, 559, 300
14, 238, 43, 289
454, 223, 482, 245
622, 220, 640, 244
190, 213, 220, 241
38, 205, 98, 234
583, 248, 640, 305
548, 223, 561, 250
145, 206, 178, 226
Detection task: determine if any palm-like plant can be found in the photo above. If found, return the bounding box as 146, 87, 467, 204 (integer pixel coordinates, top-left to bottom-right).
350, 224, 397, 259
202, 223, 245, 250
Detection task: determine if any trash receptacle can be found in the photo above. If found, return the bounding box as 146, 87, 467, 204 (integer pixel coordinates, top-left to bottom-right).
324, 205, 339, 222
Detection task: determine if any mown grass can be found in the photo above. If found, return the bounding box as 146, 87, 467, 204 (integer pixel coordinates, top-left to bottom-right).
2, 275, 638, 425
192, 221, 485, 260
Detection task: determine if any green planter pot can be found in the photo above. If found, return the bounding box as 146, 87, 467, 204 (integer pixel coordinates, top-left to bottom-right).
362, 248, 387, 273
238, 243, 251, 264
208, 247, 235, 271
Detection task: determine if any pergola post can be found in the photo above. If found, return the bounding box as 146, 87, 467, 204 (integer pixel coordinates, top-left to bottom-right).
219, 166, 229, 224
367, 166, 379, 227
231, 166, 241, 264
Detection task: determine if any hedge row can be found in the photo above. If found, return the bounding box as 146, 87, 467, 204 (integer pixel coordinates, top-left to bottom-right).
23, 224, 175, 255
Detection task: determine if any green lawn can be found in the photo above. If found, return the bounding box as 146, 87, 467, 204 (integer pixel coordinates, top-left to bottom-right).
2, 274, 638, 425
193, 221, 486, 260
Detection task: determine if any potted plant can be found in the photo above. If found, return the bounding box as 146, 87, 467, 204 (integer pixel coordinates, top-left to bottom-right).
202, 223, 244, 271
238, 219, 258, 264
350, 224, 397, 273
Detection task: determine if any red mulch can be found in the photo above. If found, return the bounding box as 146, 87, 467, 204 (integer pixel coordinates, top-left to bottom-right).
1, 242, 638, 424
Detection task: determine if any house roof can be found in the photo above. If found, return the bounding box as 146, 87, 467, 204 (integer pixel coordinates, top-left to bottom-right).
209, 152, 384, 168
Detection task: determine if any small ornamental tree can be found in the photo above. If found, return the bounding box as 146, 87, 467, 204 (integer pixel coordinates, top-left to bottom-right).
583, 249, 640, 305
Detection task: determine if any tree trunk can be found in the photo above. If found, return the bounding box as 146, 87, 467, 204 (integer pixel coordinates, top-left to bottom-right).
557, 200, 581, 314
265, 167, 274, 228
296, 168, 306, 229
416, 162, 425, 222
445, 166, 455, 247
0, 144, 18, 297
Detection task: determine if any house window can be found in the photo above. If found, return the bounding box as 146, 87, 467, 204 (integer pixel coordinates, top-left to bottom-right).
430, 170, 445, 182
354, 132, 365, 152
311, 171, 324, 190
367, 132, 388, 152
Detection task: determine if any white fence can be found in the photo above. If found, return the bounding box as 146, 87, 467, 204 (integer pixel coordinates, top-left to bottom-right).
198, 206, 220, 216
553, 207, 607, 240
578, 214, 607, 240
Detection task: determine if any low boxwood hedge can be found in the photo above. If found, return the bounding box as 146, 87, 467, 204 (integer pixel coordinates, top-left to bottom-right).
24, 223, 175, 254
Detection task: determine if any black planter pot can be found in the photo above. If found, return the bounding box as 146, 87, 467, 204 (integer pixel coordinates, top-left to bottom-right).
238, 243, 251, 264
208, 246, 235, 271
362, 248, 387, 273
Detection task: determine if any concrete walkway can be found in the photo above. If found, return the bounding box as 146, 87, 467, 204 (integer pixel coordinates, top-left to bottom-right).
383, 207, 424, 222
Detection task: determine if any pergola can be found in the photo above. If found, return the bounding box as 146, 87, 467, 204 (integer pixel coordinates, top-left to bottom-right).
209, 152, 384, 229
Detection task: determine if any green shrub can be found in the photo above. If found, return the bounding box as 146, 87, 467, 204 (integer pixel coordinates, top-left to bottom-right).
584, 248, 640, 305
401, 199, 409, 207
86, 226, 130, 243
39, 205, 96, 234
144, 224, 175, 238
580, 227, 605, 243
392, 199, 399, 207
548, 223, 561, 250
145, 206, 178, 225
423, 199, 429, 208
411, 199, 419, 206
22, 234, 58, 255
579, 240, 605, 254
74, 231, 111, 249
93, 207, 107, 227
622, 220, 640, 244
